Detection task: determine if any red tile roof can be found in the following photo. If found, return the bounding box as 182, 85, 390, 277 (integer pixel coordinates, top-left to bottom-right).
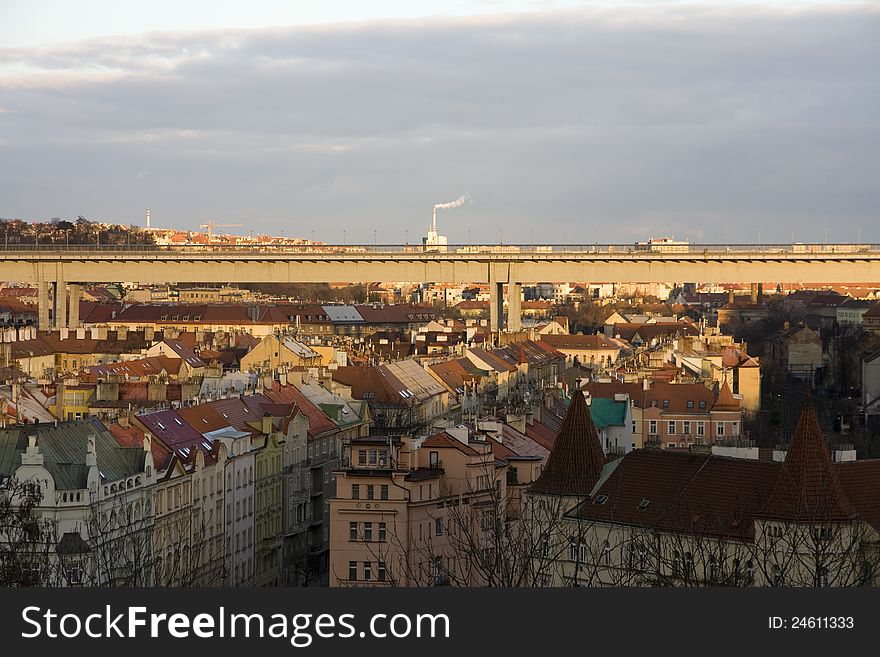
263, 382, 337, 438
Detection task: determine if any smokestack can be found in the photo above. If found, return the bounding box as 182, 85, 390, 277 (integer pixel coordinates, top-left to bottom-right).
431, 207, 437, 233
146, 209, 151, 228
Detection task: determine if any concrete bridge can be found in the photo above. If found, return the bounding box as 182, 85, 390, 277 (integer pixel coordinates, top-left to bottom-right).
1, 243, 878, 331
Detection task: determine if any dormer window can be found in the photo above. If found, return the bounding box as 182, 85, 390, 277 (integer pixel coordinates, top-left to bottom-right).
662, 400, 670, 408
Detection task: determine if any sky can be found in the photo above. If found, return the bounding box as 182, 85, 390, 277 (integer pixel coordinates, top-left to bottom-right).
0, 1, 877, 243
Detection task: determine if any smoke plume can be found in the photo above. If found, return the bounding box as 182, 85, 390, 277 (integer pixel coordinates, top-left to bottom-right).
433, 194, 471, 210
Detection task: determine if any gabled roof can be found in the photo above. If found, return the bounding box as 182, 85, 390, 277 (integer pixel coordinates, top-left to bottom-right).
136, 409, 217, 463
420, 431, 479, 456
529, 390, 605, 497
177, 404, 230, 433
262, 382, 337, 439
107, 421, 173, 471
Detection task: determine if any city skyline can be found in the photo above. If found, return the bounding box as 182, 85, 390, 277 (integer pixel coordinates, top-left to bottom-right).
1, 2, 878, 243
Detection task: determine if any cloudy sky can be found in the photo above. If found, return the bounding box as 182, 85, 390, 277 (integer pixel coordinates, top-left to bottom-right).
0, 1, 877, 243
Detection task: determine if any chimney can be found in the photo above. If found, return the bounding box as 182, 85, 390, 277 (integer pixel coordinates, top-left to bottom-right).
750, 283, 758, 305
728, 289, 734, 305
262, 413, 273, 435
757, 282, 763, 304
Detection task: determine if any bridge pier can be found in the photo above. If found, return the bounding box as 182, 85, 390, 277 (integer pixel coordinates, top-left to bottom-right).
508, 282, 522, 332
53, 280, 67, 329
38, 279, 50, 331
489, 281, 503, 335
68, 283, 81, 328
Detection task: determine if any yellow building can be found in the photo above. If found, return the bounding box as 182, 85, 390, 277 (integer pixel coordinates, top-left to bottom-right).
239, 334, 323, 372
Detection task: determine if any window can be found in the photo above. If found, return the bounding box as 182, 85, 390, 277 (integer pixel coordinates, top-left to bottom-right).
366, 485, 374, 500
662, 399, 670, 408
699, 400, 706, 409
732, 422, 739, 436
435, 518, 444, 536
683, 421, 691, 435
351, 484, 360, 499
349, 561, 357, 581
631, 420, 637, 433
368, 450, 377, 466
378, 450, 388, 467
717, 423, 725, 437
363, 522, 373, 542
379, 522, 387, 542
687, 400, 694, 409
697, 422, 705, 436
649, 420, 657, 435
429, 451, 439, 468
380, 485, 388, 500
349, 521, 358, 541
363, 562, 372, 581
668, 421, 676, 435
378, 561, 386, 582
358, 450, 366, 465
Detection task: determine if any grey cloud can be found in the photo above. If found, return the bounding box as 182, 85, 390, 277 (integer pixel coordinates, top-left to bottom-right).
0, 7, 878, 243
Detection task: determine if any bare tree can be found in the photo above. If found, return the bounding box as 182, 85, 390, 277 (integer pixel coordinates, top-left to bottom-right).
0, 476, 60, 586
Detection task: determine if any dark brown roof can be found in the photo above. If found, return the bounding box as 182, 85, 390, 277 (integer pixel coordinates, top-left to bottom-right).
759, 402, 857, 522
529, 390, 605, 497
570, 449, 779, 539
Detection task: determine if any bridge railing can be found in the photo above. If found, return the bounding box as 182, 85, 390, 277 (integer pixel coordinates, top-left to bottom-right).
0, 243, 877, 255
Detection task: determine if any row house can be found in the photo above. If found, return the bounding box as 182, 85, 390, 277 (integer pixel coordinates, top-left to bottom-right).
535, 334, 623, 371
261, 376, 370, 584
4, 328, 151, 379
133, 409, 229, 586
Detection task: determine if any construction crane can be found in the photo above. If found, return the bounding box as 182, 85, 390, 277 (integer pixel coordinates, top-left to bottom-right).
199, 220, 243, 244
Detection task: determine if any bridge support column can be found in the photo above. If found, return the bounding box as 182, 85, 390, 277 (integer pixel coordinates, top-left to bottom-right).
489, 281, 503, 335
54, 280, 67, 329
68, 283, 81, 328
38, 280, 50, 331
507, 282, 522, 332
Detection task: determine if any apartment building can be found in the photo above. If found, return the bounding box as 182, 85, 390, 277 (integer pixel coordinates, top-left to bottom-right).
329, 428, 504, 587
